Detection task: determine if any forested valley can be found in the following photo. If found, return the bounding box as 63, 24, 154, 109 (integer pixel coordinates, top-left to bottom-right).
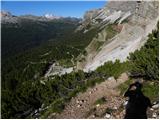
1, 16, 159, 118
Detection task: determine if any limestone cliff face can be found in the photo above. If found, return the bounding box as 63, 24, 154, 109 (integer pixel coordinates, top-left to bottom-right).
76, 0, 159, 72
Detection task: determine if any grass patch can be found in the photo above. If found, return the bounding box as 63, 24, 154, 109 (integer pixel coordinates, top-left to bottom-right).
58, 59, 73, 67
98, 107, 115, 118
105, 24, 118, 40
142, 81, 159, 101
95, 41, 104, 51
85, 107, 97, 118
117, 79, 133, 95
118, 79, 159, 102
94, 97, 106, 105
87, 39, 104, 53
105, 108, 114, 114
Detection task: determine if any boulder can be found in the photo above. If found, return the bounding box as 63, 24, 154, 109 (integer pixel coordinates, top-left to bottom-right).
105, 113, 111, 119
152, 104, 159, 109
123, 100, 128, 107
113, 106, 118, 110
96, 104, 100, 107
152, 113, 157, 118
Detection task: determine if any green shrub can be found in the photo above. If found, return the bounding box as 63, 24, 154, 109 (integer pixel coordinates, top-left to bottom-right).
128, 23, 159, 80
117, 79, 133, 95
94, 97, 106, 105
96, 60, 130, 79
142, 81, 159, 101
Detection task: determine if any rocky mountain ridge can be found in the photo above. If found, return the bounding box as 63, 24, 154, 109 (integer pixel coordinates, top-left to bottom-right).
1, 11, 80, 24
76, 0, 159, 72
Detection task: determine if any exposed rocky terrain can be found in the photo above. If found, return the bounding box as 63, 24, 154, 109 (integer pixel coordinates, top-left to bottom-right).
48, 73, 128, 119
44, 62, 73, 77
76, 0, 159, 72
47, 73, 159, 119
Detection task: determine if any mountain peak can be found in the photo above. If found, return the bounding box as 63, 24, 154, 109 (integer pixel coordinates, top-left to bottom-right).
44, 13, 61, 19
1, 11, 12, 17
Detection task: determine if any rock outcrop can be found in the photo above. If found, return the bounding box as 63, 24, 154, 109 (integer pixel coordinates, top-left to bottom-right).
76, 0, 159, 72
1, 11, 18, 23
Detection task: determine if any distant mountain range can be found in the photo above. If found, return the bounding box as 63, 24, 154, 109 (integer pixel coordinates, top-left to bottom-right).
1, 11, 81, 23
44, 13, 61, 19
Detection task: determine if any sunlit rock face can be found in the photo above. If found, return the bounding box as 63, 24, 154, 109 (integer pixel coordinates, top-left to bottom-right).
76, 1, 159, 72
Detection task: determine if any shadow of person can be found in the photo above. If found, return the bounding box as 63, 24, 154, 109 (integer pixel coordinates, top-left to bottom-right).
124, 81, 152, 119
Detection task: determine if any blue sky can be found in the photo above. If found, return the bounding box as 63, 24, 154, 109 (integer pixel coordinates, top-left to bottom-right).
1, 1, 107, 18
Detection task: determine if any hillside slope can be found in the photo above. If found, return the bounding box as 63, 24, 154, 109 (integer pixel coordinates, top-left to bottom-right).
51, 73, 158, 119
1, 1, 159, 119
76, 1, 158, 72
